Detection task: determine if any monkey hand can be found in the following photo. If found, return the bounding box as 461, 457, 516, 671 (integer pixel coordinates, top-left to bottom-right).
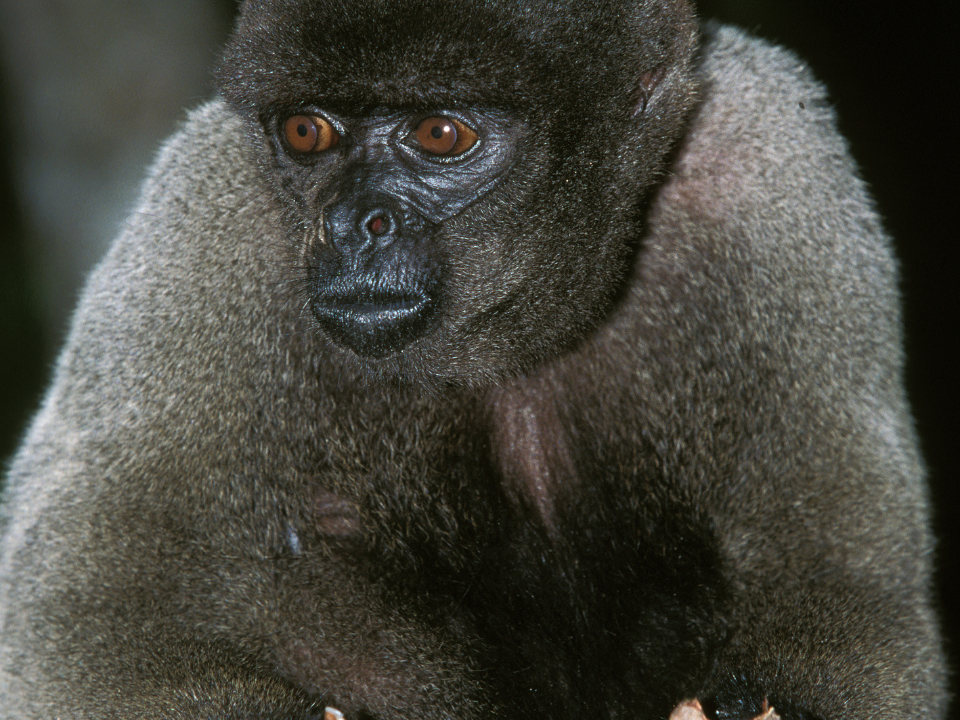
669, 699, 781, 720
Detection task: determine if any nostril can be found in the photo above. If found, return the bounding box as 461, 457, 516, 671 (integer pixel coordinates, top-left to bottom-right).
367, 215, 388, 235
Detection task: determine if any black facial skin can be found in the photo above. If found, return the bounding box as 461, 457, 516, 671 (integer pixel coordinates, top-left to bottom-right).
267, 108, 522, 357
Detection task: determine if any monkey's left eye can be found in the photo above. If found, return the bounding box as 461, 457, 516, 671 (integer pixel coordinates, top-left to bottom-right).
283, 114, 339, 153
414, 116, 478, 156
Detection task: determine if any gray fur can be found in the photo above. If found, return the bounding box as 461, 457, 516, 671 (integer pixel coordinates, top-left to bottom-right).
0, 17, 946, 720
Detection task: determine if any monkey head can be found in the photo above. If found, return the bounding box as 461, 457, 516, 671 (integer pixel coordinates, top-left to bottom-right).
217, 0, 699, 383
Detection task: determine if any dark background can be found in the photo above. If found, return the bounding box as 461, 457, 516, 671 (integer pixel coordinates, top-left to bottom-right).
1, 0, 957, 710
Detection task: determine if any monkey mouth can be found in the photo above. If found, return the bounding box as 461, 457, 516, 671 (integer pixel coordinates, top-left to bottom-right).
331, 295, 425, 315
311, 287, 436, 358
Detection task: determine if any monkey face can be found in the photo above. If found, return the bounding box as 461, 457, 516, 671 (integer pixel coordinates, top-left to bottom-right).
218, 0, 699, 382
265, 107, 524, 358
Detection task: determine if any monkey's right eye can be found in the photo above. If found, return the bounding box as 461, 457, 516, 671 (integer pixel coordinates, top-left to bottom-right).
283, 115, 339, 153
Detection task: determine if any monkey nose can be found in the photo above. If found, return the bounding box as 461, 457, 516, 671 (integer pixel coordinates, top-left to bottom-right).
323, 199, 403, 255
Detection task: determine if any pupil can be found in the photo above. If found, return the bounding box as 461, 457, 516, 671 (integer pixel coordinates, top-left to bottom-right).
297, 124, 309, 137
431, 125, 444, 139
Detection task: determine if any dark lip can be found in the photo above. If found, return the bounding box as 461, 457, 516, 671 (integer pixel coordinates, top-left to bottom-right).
330, 297, 425, 314
311, 282, 438, 357
314, 292, 427, 316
